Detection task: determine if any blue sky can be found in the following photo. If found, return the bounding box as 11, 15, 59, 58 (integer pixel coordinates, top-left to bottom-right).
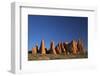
28, 15, 88, 50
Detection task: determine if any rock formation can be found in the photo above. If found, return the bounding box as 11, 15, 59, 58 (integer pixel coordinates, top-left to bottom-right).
39, 40, 46, 55
29, 39, 87, 60
63, 42, 69, 54
70, 40, 78, 55
60, 42, 66, 55
36, 43, 38, 53
77, 39, 84, 54
31, 39, 85, 56
55, 42, 62, 54
32, 47, 37, 56
50, 40, 57, 55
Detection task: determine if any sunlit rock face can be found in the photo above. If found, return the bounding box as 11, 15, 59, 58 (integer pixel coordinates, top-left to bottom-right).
70, 40, 78, 55
50, 40, 57, 55
32, 47, 37, 55
39, 40, 46, 55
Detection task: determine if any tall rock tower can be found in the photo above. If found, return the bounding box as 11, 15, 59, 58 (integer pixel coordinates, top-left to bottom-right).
50, 40, 57, 55
70, 40, 78, 55
40, 40, 46, 55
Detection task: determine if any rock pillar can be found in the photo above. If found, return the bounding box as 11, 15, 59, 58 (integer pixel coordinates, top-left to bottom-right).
40, 40, 46, 55
50, 40, 57, 55
77, 40, 84, 54
71, 40, 78, 55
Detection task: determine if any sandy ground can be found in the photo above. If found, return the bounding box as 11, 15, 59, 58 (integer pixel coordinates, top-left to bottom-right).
28, 53, 88, 61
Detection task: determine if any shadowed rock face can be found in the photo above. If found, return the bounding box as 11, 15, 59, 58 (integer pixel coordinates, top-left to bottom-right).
55, 42, 62, 54
36, 43, 39, 53
50, 40, 57, 55
60, 42, 66, 55
55, 42, 67, 55
77, 40, 84, 54
63, 42, 68, 54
